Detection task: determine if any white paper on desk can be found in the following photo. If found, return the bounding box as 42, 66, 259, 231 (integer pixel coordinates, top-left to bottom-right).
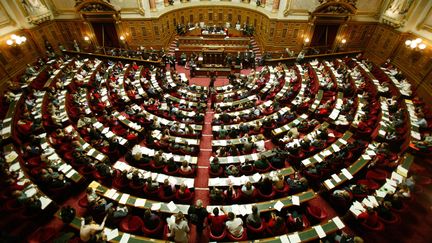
314, 225, 326, 238
324, 179, 335, 189
274, 200, 284, 211
386, 178, 398, 188
185, 179, 194, 188
251, 153, 259, 160
87, 148, 96, 156
362, 198, 373, 208
106, 228, 119, 241
167, 201, 178, 212
151, 203, 161, 211
104, 188, 116, 198
134, 198, 146, 207
397, 165, 408, 177
379, 129, 386, 137
323, 149, 332, 156
25, 187, 37, 197
66, 170, 76, 179
119, 194, 130, 205
292, 195, 300, 206
252, 173, 261, 182
315, 154, 323, 163
96, 154, 105, 161
368, 196, 379, 207
362, 154, 371, 160
391, 171, 403, 183
40, 196, 52, 210
366, 150, 376, 156
341, 168, 353, 180
102, 127, 109, 134
168, 176, 177, 185
333, 216, 345, 229
5, 151, 18, 163
239, 156, 246, 163
231, 204, 240, 215
331, 174, 342, 183
288, 232, 301, 243
376, 189, 387, 198
279, 234, 289, 243
332, 144, 340, 152
119, 232, 130, 243
302, 159, 311, 166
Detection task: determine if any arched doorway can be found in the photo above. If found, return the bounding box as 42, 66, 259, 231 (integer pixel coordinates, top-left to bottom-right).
76, 0, 122, 51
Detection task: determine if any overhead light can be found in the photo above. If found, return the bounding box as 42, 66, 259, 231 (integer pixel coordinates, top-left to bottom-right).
405, 40, 412, 46
341, 39, 346, 44
419, 43, 426, 49
414, 38, 422, 43
410, 42, 417, 48
84, 36, 90, 41
120, 36, 125, 41
6, 39, 13, 46
304, 37, 310, 43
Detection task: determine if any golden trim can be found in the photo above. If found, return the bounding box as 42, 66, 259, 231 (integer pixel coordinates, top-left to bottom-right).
417, 6, 432, 32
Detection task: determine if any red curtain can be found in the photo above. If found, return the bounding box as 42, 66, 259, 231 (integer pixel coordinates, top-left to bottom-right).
91, 22, 120, 48
311, 24, 340, 49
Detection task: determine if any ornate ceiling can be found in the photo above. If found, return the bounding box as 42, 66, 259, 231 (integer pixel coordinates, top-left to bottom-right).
0, 0, 431, 40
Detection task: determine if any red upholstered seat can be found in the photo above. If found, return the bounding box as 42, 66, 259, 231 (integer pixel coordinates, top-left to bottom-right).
306, 205, 328, 221
256, 189, 276, 200
142, 218, 164, 237
246, 221, 265, 237
379, 212, 401, 224
227, 228, 247, 241
357, 179, 380, 190
78, 196, 89, 208
366, 169, 388, 182
27, 227, 55, 243
209, 228, 227, 241
119, 215, 144, 233
361, 218, 385, 231
274, 183, 290, 196
209, 166, 224, 177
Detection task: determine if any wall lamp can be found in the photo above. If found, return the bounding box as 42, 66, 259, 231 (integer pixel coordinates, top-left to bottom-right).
6, 34, 27, 46
405, 38, 426, 50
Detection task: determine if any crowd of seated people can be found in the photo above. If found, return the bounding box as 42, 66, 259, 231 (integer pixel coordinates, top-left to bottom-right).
1, 47, 430, 243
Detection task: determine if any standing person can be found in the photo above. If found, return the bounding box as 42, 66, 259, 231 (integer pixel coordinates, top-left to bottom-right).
167, 212, 190, 243
188, 199, 209, 233
209, 74, 216, 88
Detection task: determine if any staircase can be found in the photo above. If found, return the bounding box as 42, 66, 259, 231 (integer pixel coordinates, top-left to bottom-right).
250, 36, 263, 61
168, 36, 179, 56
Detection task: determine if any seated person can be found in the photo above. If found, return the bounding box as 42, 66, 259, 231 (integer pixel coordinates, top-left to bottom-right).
177, 183, 192, 199
210, 187, 225, 202
225, 212, 244, 237
162, 178, 175, 197
180, 161, 193, 174
266, 212, 286, 235
208, 207, 227, 236
246, 205, 261, 228
143, 209, 161, 230
241, 181, 256, 197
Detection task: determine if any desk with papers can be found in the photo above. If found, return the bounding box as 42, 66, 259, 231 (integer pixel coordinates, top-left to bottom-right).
302, 131, 352, 168
323, 143, 379, 190
137, 145, 198, 164
89, 181, 191, 214
113, 161, 194, 187
208, 167, 295, 187
207, 189, 316, 214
